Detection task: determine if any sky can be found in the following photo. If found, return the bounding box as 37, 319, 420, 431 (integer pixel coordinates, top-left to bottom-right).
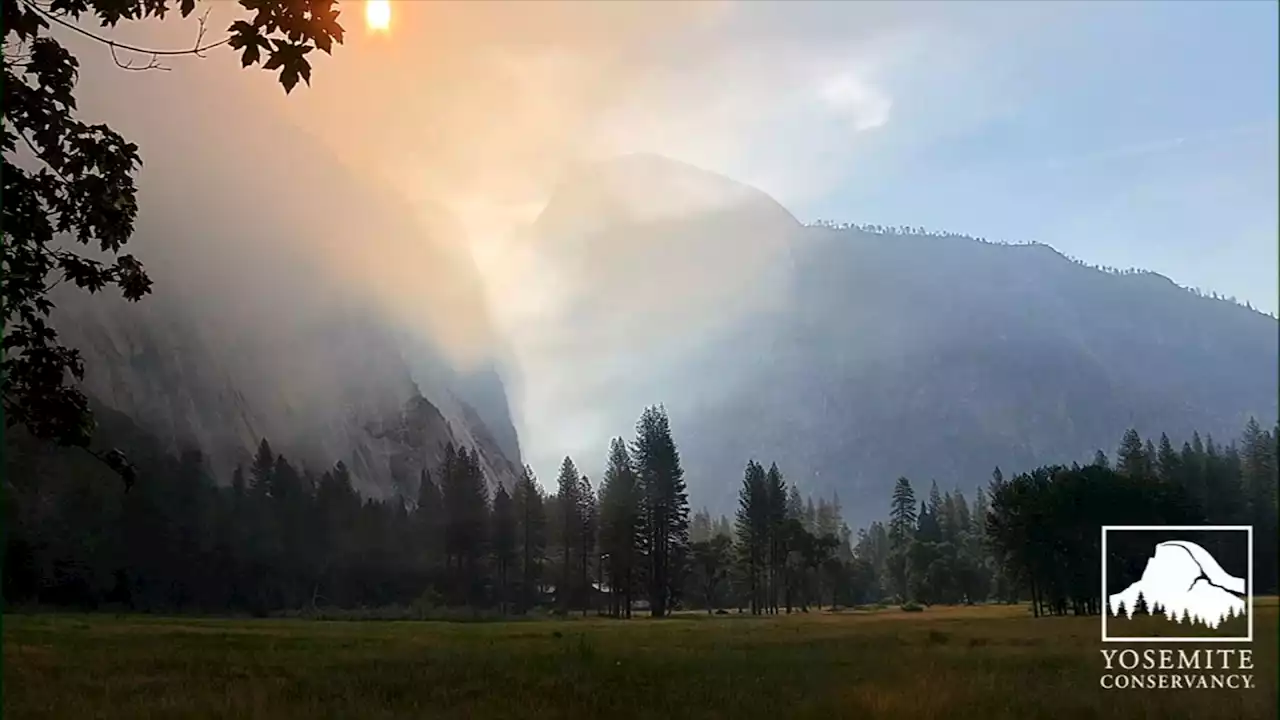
58, 0, 1279, 484
790, 1, 1279, 316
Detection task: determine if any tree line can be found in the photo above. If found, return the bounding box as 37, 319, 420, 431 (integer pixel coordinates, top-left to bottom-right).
5, 402, 1276, 617
3, 405, 693, 617
5, 401, 868, 616
852, 419, 1278, 615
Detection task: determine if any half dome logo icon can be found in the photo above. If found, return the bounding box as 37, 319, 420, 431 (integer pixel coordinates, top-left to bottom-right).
1101, 526, 1253, 643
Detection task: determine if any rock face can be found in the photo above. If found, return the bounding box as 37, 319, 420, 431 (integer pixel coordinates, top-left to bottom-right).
682, 224, 1279, 524
54, 288, 522, 498
532, 154, 1279, 527
40, 87, 525, 498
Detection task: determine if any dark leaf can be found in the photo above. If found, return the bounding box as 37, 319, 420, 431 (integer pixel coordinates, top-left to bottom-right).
280, 64, 299, 93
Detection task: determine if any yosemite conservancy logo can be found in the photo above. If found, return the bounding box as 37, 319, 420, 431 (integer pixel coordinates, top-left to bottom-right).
1099, 526, 1254, 690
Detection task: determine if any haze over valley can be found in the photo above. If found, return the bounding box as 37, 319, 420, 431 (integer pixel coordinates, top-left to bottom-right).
5, 3, 1278, 718
13, 1, 1274, 526
33, 146, 1278, 528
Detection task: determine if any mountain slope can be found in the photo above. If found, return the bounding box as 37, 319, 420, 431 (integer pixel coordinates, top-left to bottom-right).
532, 155, 1279, 527
53, 292, 522, 497
36, 92, 524, 497
683, 226, 1276, 523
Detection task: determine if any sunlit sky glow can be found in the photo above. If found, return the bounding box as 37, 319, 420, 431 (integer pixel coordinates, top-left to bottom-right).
68, 0, 1278, 483
365, 0, 390, 33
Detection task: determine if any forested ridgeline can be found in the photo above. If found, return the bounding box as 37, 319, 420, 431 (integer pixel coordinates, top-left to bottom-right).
4, 403, 1276, 618
804, 220, 1276, 315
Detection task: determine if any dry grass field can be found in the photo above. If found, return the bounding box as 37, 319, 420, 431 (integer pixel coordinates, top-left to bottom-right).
4, 600, 1276, 719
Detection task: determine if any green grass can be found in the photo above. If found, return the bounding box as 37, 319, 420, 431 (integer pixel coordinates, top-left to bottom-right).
4, 600, 1276, 719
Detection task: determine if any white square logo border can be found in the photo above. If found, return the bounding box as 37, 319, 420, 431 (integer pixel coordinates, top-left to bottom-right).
1101, 525, 1253, 643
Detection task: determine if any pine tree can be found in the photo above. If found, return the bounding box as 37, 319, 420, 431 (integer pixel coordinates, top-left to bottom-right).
691, 535, 732, 613
632, 405, 689, 617
578, 474, 597, 616
272, 454, 304, 504
970, 486, 995, 601
492, 483, 517, 614
512, 465, 546, 614
465, 449, 491, 605
734, 460, 769, 614
691, 508, 713, 544
916, 500, 941, 544
815, 495, 839, 539
270, 454, 307, 607
786, 484, 804, 522
1117, 428, 1149, 478
940, 491, 958, 544
598, 438, 641, 617
1179, 441, 1204, 512
928, 481, 943, 520
971, 487, 988, 536
441, 445, 489, 606
249, 438, 276, 498
415, 469, 444, 569
440, 443, 462, 574
888, 478, 918, 543
1241, 418, 1278, 591
313, 462, 357, 607
887, 477, 917, 600
764, 462, 788, 614
1219, 439, 1246, 522
1156, 433, 1180, 483
555, 456, 582, 613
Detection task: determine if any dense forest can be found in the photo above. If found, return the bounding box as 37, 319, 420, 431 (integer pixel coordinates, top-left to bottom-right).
4, 401, 1277, 617
867, 419, 1279, 615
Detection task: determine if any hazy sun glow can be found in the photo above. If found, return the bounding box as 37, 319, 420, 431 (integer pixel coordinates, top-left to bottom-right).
365, 0, 391, 32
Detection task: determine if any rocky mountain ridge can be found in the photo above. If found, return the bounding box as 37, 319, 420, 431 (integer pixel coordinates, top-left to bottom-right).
529, 154, 1279, 527
53, 287, 522, 497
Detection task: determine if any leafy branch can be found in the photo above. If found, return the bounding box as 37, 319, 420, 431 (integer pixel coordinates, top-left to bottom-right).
1, 0, 346, 489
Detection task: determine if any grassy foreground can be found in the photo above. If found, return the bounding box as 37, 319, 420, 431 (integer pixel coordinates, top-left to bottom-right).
5, 601, 1277, 719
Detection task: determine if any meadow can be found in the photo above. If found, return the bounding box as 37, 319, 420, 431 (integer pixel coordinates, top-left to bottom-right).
4, 601, 1276, 720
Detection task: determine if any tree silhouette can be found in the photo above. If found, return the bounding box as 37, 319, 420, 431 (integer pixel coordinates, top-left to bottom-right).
887, 477, 917, 600
598, 438, 640, 617
633, 405, 689, 617
491, 483, 516, 614
511, 465, 546, 614
577, 474, 596, 616
4, 409, 1275, 617
554, 456, 581, 614
734, 460, 769, 614
2, 0, 345, 479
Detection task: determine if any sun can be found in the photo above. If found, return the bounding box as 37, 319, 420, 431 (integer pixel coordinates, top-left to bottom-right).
365, 0, 391, 32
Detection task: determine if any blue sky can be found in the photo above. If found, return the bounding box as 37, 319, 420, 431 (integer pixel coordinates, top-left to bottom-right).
795, 1, 1278, 313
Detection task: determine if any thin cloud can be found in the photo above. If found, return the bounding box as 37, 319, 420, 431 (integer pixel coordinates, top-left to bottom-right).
817, 71, 894, 132
1046, 121, 1276, 172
